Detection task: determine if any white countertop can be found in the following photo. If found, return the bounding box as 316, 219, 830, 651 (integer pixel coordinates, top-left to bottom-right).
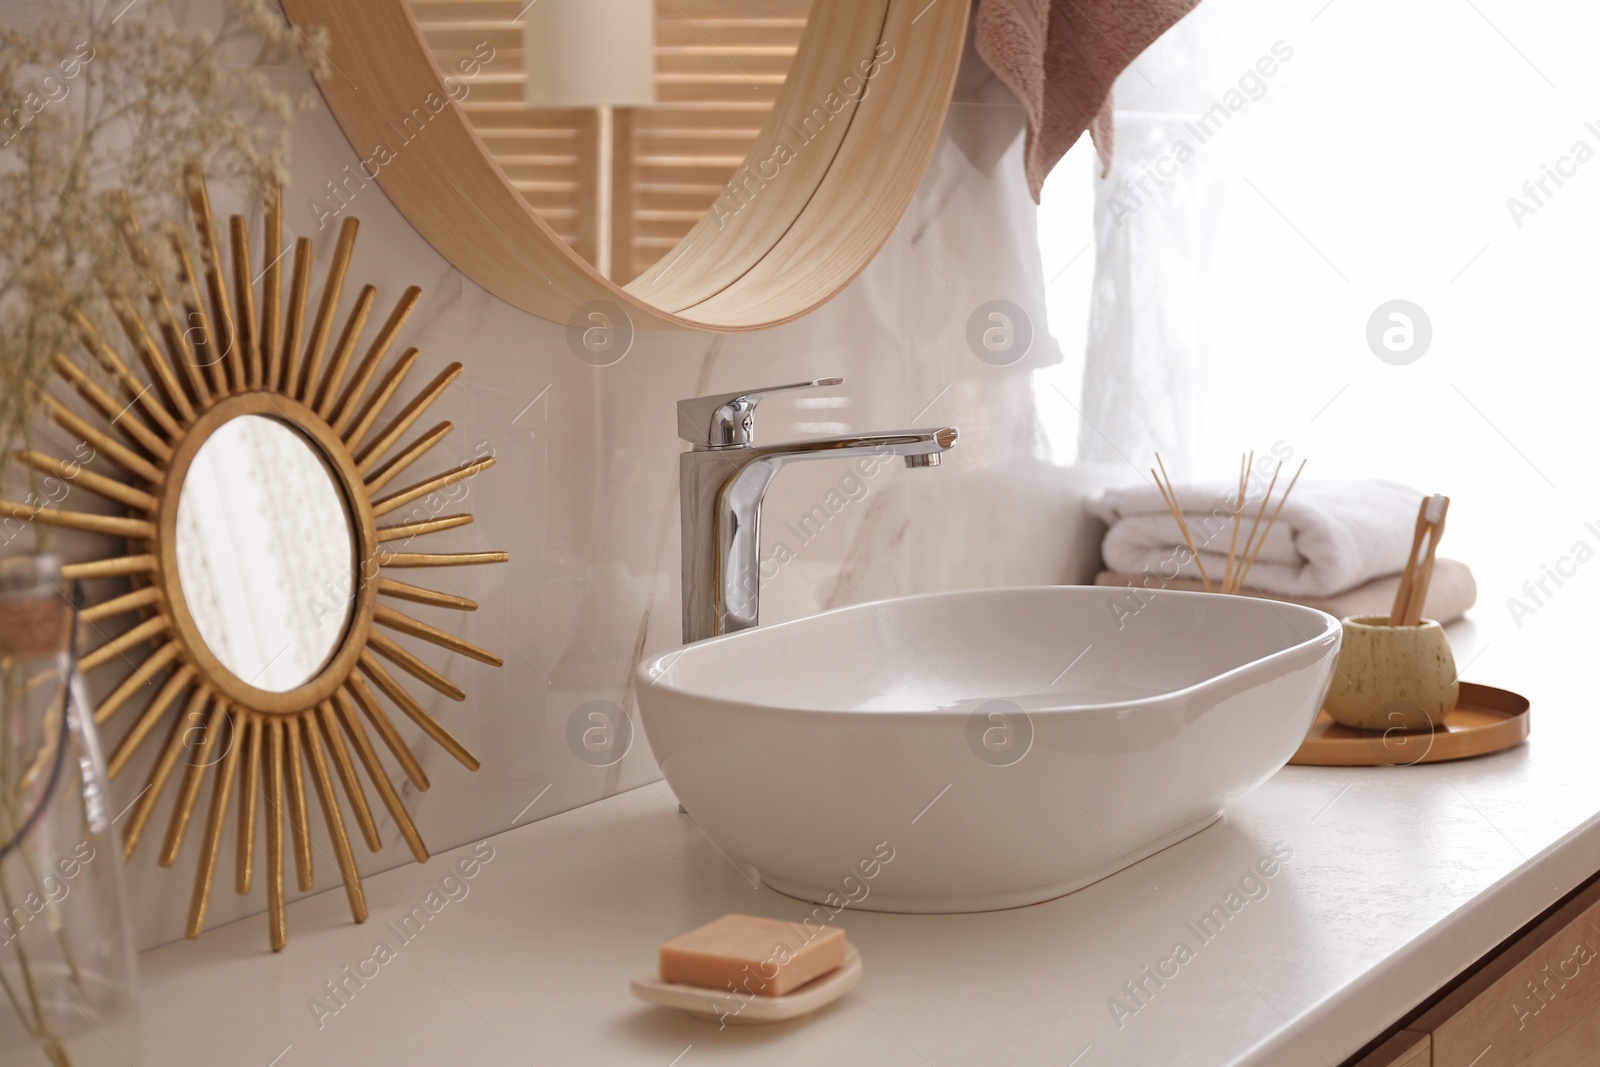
136, 604, 1600, 1067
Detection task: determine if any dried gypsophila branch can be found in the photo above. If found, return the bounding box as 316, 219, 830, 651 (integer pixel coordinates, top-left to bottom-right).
0, 0, 328, 521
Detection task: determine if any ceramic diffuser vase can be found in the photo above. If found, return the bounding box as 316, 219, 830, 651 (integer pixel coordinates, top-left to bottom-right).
1324, 615, 1458, 732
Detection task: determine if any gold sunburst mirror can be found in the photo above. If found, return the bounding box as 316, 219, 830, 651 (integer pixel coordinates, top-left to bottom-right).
0, 165, 507, 951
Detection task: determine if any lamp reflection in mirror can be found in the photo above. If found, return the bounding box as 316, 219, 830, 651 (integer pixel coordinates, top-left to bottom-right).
521, 0, 656, 109
0, 165, 508, 951
521, 0, 657, 280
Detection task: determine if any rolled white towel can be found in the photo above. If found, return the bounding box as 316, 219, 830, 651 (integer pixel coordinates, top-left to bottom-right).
1089, 479, 1425, 598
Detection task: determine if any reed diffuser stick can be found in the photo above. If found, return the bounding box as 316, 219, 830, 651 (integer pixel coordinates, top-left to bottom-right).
1223, 452, 1250, 593
1231, 458, 1307, 594
1231, 460, 1282, 594
1152, 455, 1214, 593
1150, 454, 1308, 598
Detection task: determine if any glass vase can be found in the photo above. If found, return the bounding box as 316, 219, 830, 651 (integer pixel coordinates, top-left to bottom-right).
0, 555, 140, 1067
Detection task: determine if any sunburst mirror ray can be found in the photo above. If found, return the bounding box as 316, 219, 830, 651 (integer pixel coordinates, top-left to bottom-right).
0, 165, 507, 951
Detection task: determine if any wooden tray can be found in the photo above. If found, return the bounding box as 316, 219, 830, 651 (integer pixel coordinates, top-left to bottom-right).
1290, 682, 1529, 767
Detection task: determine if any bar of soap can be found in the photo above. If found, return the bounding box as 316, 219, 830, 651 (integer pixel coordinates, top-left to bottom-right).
659, 914, 846, 998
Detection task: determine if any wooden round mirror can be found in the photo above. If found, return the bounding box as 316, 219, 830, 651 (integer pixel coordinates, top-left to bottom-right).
280, 0, 971, 331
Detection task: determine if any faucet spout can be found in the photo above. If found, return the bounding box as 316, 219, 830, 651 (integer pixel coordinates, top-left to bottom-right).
744, 426, 958, 467
679, 424, 958, 643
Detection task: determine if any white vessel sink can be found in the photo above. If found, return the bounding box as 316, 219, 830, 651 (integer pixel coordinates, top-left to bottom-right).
636, 586, 1340, 913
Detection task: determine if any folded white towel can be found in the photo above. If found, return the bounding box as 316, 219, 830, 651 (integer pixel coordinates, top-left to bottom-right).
1094, 559, 1477, 624
1089, 479, 1424, 597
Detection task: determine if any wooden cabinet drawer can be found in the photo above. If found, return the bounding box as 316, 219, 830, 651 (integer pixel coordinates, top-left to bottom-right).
1410, 876, 1600, 1066
1350, 1031, 1430, 1067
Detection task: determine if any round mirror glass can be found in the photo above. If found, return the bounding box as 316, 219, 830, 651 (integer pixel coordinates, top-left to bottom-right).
175, 416, 356, 693
407, 0, 814, 283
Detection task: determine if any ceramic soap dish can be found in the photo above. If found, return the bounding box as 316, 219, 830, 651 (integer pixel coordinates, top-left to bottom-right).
1290, 682, 1529, 767
630, 944, 862, 1025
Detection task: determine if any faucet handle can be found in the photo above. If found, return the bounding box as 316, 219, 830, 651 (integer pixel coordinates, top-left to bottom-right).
676, 377, 844, 448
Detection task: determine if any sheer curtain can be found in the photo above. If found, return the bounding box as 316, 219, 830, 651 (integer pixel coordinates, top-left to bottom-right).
1070, 0, 1600, 551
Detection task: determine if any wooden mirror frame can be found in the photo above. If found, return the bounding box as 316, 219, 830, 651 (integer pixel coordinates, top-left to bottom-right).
280, 0, 971, 331
154, 392, 379, 716
0, 167, 509, 950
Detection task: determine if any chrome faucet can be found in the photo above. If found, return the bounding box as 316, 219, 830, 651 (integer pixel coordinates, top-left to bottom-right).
677, 377, 958, 643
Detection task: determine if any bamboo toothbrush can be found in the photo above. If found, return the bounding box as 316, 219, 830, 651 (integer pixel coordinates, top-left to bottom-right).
1400, 495, 1449, 626
1388, 500, 1432, 625
1389, 494, 1449, 626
